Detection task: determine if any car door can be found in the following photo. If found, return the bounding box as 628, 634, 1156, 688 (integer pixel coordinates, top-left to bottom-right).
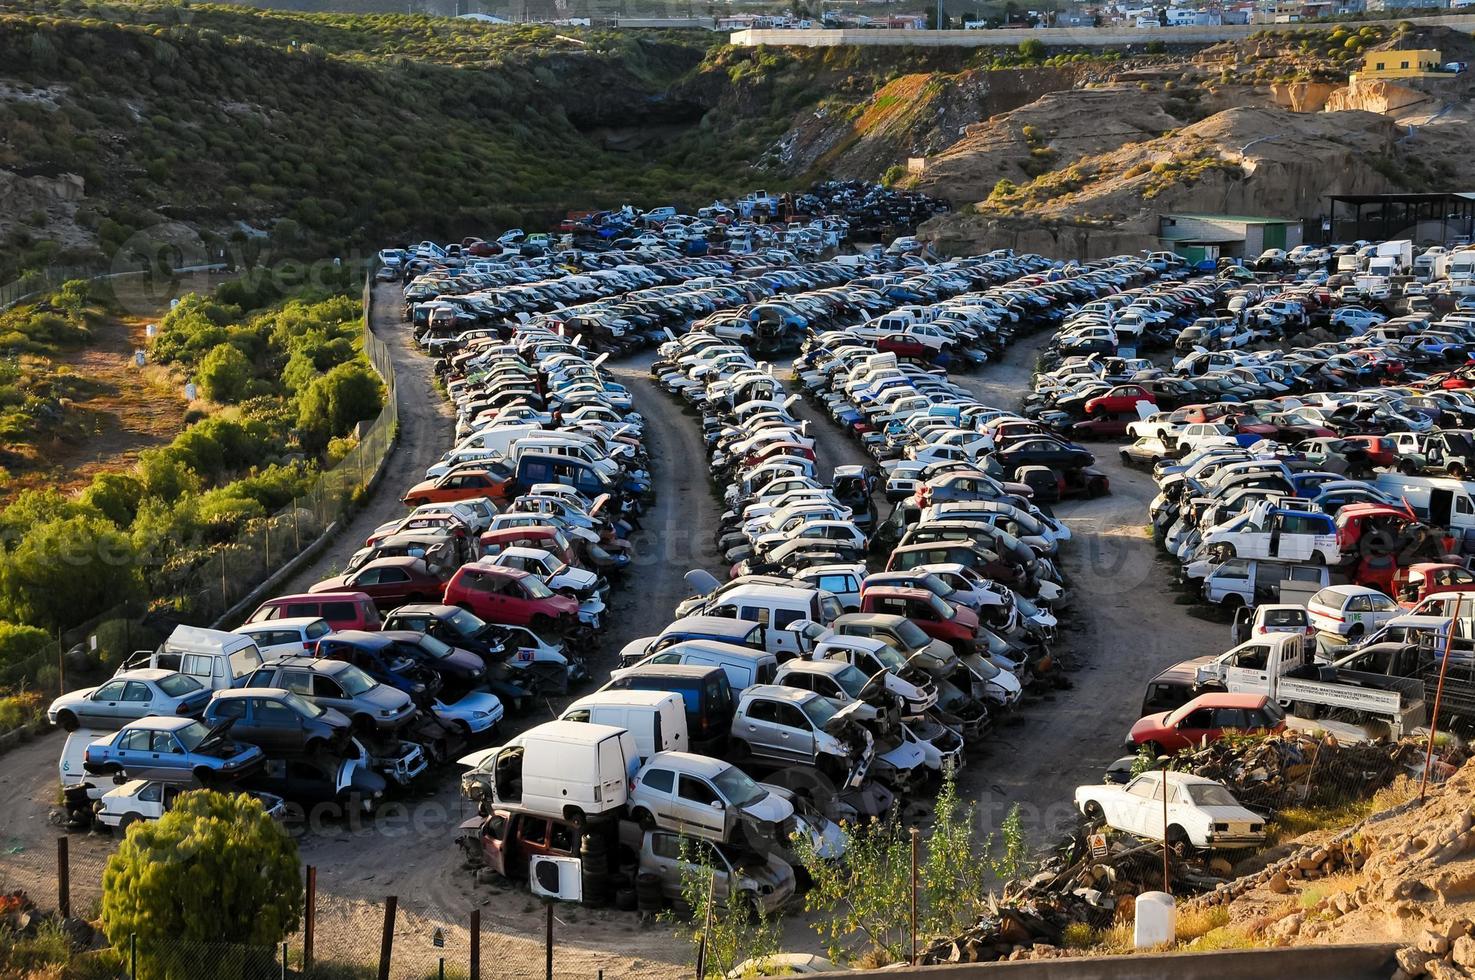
253, 697, 303, 755
738, 697, 784, 762
146, 731, 188, 780
82, 679, 128, 728
1113, 777, 1159, 836
772, 701, 817, 764
1223, 643, 1271, 693
114, 680, 157, 726
1172, 707, 1220, 750
112, 727, 155, 775
674, 774, 727, 839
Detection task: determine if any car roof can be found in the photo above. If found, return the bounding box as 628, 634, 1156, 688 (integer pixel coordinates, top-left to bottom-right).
390, 603, 460, 617
740, 684, 815, 704
265, 591, 371, 603
660, 616, 761, 638
115, 668, 177, 682
645, 751, 730, 775
320, 630, 396, 649
122, 716, 195, 731
1182, 692, 1270, 709
214, 687, 290, 700
239, 617, 325, 631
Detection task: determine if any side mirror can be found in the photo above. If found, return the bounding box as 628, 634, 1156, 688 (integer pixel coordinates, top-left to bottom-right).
710, 800, 724, 811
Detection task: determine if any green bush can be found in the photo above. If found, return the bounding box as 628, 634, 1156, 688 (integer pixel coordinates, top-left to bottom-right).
0, 514, 143, 630
0, 621, 50, 674
81, 472, 146, 526
197, 340, 252, 401
296, 361, 383, 455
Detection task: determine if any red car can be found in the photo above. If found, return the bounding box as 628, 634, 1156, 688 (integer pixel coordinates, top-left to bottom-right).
1340, 434, 1399, 470
309, 557, 445, 611
401, 469, 511, 507
1127, 692, 1286, 754
858, 586, 979, 655
442, 563, 579, 630
1083, 384, 1156, 417
244, 591, 382, 632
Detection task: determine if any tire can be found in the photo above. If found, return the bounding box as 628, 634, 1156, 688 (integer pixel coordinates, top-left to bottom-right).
1083, 801, 1104, 823
632, 807, 656, 832
1167, 825, 1195, 860
117, 813, 140, 833
192, 767, 215, 788
1143, 741, 1167, 759
1347, 623, 1365, 639
1401, 460, 1419, 476
56, 710, 78, 733
1452, 464, 1467, 480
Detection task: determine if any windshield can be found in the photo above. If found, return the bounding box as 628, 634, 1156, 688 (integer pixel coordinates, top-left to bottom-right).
157, 674, 201, 697
1186, 784, 1241, 808
920, 573, 955, 599
447, 608, 488, 635
283, 692, 325, 718
832, 664, 870, 698
416, 633, 454, 659
870, 642, 908, 669
892, 620, 931, 650
713, 766, 766, 807
928, 594, 955, 620
522, 575, 555, 599
175, 721, 212, 751
336, 665, 377, 697
801, 695, 839, 729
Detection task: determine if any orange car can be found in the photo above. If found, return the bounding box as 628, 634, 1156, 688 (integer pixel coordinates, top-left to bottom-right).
401, 469, 510, 507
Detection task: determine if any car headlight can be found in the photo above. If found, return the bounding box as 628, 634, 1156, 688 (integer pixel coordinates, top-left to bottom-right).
474, 710, 490, 718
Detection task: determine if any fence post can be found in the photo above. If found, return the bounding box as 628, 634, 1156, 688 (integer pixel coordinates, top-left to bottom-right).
56, 836, 69, 918
304, 865, 316, 971
544, 901, 553, 980
130, 933, 137, 979
378, 895, 397, 980
280, 941, 288, 980
469, 909, 480, 980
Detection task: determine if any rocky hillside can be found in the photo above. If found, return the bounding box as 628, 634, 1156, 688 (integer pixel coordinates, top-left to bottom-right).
0, 3, 726, 281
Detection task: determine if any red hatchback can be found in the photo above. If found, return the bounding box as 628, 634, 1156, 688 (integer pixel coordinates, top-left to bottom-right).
858, 586, 980, 655
1083, 384, 1156, 417
442, 563, 579, 630
309, 557, 445, 611
1127, 692, 1286, 754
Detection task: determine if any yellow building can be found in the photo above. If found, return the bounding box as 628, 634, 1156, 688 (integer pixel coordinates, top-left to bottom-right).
1353, 48, 1445, 82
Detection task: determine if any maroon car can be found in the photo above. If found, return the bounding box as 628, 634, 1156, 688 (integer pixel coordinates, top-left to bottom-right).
310, 556, 445, 611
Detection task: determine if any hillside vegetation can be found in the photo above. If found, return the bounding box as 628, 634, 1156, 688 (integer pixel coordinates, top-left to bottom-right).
0, 2, 740, 280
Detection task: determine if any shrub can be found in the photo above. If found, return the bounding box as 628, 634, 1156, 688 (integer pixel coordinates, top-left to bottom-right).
0, 514, 143, 630
0, 621, 50, 675
101, 790, 303, 979
197, 343, 252, 403
81, 472, 146, 527
1018, 38, 1046, 61
296, 361, 383, 455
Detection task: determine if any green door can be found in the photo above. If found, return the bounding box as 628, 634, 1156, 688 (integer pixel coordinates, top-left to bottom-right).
1262, 223, 1287, 250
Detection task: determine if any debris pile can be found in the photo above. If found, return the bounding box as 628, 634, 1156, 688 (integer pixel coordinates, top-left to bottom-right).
1169, 731, 1433, 812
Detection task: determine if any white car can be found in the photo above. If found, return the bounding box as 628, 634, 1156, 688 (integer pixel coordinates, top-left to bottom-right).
1075, 771, 1266, 852
628, 751, 794, 845
1306, 584, 1401, 639
234, 617, 333, 662
96, 779, 286, 831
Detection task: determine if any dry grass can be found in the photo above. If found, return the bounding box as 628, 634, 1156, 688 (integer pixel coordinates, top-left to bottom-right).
1270, 775, 1418, 845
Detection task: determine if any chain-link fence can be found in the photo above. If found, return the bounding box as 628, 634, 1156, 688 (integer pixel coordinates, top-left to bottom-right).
17, 843, 688, 979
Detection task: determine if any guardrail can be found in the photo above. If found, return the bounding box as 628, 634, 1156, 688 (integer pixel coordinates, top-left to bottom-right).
731, 12, 1475, 46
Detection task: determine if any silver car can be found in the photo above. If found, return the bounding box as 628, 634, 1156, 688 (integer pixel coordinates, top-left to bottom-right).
48, 669, 209, 732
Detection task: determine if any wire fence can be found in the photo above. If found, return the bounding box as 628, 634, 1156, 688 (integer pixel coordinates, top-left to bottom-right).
0, 269, 398, 734
16, 842, 688, 980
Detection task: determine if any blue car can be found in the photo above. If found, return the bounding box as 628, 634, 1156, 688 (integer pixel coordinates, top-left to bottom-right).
313, 631, 441, 705
84, 716, 264, 784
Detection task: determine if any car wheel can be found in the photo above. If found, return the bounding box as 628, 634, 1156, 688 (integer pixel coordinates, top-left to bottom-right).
1347, 623, 1364, 639
1401, 460, 1419, 476
192, 767, 215, 788
1083, 801, 1104, 824
1167, 825, 1194, 860
117, 813, 139, 833
631, 807, 656, 832
56, 710, 78, 733
1143, 741, 1167, 759
1452, 464, 1467, 479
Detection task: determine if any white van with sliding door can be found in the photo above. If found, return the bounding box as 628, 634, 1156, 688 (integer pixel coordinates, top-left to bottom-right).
558, 690, 688, 762
458, 721, 640, 825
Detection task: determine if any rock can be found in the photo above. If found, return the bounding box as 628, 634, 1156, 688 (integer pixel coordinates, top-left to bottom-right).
1419, 929, 1451, 956
1268, 871, 1290, 894
1399, 946, 1434, 976
1455, 935, 1475, 969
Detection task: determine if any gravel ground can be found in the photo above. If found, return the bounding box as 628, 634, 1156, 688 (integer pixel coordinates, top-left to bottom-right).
0, 309, 1228, 974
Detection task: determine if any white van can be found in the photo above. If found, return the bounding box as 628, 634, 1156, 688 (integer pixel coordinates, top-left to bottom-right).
133, 625, 264, 692
558, 690, 688, 761
60, 728, 108, 800
612, 639, 779, 693
703, 583, 839, 659
458, 721, 640, 824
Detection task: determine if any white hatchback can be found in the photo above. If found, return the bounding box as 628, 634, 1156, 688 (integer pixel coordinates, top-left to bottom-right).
1307, 585, 1400, 639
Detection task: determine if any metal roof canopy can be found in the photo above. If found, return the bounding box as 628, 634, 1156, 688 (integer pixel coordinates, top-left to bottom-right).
1325, 191, 1475, 243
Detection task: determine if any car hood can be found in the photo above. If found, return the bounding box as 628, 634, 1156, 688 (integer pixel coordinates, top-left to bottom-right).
361, 684, 413, 713
1129, 713, 1170, 739
741, 791, 795, 826
310, 576, 352, 593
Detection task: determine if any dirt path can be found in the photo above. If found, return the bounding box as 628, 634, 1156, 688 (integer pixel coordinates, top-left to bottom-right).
1, 310, 189, 506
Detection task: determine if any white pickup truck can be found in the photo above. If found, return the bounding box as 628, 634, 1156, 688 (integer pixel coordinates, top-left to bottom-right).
1193, 632, 1426, 736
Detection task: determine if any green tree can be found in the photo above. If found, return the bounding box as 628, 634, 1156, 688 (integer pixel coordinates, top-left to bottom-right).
0, 514, 142, 630
794, 772, 998, 966
666, 841, 782, 978
101, 790, 303, 980
0, 620, 50, 674
1018, 37, 1046, 61
296, 361, 382, 454
81, 473, 146, 527
197, 343, 251, 403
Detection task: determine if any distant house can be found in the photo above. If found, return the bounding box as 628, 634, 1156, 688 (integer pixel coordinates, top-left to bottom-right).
1353, 47, 1447, 81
